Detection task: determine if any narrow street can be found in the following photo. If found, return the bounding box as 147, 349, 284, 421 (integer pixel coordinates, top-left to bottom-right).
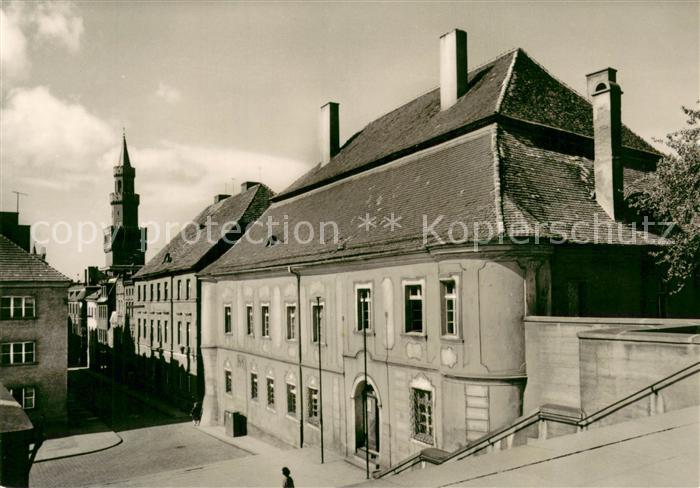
30, 382, 248, 487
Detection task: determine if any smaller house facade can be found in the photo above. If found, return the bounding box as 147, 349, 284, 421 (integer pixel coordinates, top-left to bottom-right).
131, 183, 273, 409
0, 234, 71, 431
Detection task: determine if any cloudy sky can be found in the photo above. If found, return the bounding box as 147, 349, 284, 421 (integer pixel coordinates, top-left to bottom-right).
1, 1, 697, 280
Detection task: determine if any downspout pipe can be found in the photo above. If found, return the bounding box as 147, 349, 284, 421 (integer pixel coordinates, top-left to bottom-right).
288, 266, 304, 448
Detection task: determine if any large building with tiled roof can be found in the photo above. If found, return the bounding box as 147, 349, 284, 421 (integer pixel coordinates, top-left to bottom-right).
197, 30, 700, 469
0, 233, 71, 431
130, 183, 272, 408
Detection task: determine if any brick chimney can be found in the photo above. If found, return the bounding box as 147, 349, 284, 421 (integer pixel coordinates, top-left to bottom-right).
440, 29, 468, 111
586, 68, 623, 220
320, 102, 339, 166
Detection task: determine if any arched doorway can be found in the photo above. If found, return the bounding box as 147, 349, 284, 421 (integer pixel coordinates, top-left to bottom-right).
354, 381, 380, 455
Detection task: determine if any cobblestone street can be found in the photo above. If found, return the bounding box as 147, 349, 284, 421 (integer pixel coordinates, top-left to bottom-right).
30, 390, 248, 487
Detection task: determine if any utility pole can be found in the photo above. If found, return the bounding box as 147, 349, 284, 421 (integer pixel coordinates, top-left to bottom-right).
316, 296, 324, 464
363, 315, 369, 478
12, 190, 28, 213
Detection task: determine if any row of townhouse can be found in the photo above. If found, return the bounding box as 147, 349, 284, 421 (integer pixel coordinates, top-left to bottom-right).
191, 29, 700, 470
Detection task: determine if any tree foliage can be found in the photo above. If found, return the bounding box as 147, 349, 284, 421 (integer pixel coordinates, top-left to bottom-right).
632, 106, 700, 292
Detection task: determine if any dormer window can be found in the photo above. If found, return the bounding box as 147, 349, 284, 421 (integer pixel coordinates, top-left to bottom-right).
163, 253, 172, 264
265, 235, 280, 247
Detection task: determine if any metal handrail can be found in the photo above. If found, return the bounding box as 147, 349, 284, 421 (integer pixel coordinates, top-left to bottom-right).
376, 361, 700, 478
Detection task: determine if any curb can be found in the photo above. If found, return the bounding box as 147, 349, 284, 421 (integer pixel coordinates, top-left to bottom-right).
33, 433, 123, 463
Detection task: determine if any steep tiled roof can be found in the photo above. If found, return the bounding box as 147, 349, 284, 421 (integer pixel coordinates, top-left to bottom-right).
202, 49, 663, 276
276, 49, 658, 201
0, 234, 70, 283
133, 184, 273, 279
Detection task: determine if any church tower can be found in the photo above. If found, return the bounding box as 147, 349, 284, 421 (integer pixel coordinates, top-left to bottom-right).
104, 133, 146, 272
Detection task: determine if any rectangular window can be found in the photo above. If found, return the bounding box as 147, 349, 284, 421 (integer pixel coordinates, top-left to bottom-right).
150, 284, 154, 302
286, 305, 297, 340
157, 283, 161, 302
137, 286, 141, 302
404, 284, 424, 333
186, 322, 191, 347
412, 388, 434, 444
441, 279, 458, 336
224, 370, 232, 395
164, 320, 168, 343
224, 305, 232, 334
266, 377, 275, 408
356, 287, 372, 331
246, 305, 254, 335
186, 279, 191, 300
1, 342, 35, 365
177, 280, 181, 300
150, 320, 153, 341
250, 373, 258, 400
261, 305, 270, 337
0, 296, 36, 319
307, 387, 319, 424
157, 320, 161, 343
164, 282, 169, 301
312, 302, 324, 343
177, 321, 182, 344
9, 386, 36, 409
286, 383, 297, 415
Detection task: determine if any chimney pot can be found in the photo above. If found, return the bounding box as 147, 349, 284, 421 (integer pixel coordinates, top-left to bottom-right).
440, 29, 468, 111
320, 102, 340, 166
586, 67, 623, 220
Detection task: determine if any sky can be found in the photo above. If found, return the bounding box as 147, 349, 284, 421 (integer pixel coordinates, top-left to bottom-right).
1, 1, 698, 280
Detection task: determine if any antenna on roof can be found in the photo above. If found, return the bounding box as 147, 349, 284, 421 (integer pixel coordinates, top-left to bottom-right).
12, 190, 28, 213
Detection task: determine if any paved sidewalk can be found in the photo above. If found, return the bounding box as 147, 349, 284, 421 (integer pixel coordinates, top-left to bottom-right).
109, 426, 365, 487
34, 420, 122, 462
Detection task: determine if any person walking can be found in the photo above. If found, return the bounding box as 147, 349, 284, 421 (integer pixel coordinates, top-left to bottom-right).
190, 401, 202, 426
282, 467, 294, 488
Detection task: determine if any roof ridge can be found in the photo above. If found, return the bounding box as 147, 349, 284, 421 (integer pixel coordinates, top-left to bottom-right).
495, 48, 520, 113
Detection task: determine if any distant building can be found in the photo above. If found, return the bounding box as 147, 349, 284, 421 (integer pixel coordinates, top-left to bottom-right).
0, 234, 71, 430
198, 30, 700, 469
68, 267, 103, 367
131, 183, 273, 409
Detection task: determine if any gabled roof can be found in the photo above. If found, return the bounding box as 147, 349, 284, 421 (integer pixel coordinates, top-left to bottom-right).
0, 234, 70, 283
201, 48, 664, 277
276, 49, 657, 201
133, 184, 273, 280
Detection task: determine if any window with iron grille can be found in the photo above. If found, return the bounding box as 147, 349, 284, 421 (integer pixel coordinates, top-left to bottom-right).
307, 387, 319, 424
245, 305, 253, 335
286, 305, 296, 340
266, 377, 275, 407
286, 383, 297, 415
404, 284, 424, 333
224, 370, 232, 394
9, 386, 35, 409
224, 305, 232, 334
261, 305, 270, 337
250, 373, 258, 400
356, 287, 372, 331
312, 303, 323, 343
0, 296, 36, 320
1, 342, 35, 365
441, 279, 458, 336
412, 388, 434, 444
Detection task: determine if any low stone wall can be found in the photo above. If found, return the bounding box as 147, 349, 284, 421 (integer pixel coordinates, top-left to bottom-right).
579, 326, 700, 426
523, 316, 698, 412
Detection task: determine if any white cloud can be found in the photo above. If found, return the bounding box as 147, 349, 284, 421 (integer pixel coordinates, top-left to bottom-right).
0, 5, 30, 83
1, 85, 115, 183
155, 82, 182, 104
32, 1, 84, 53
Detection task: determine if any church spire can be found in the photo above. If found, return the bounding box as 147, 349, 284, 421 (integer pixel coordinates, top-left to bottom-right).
118, 129, 131, 167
